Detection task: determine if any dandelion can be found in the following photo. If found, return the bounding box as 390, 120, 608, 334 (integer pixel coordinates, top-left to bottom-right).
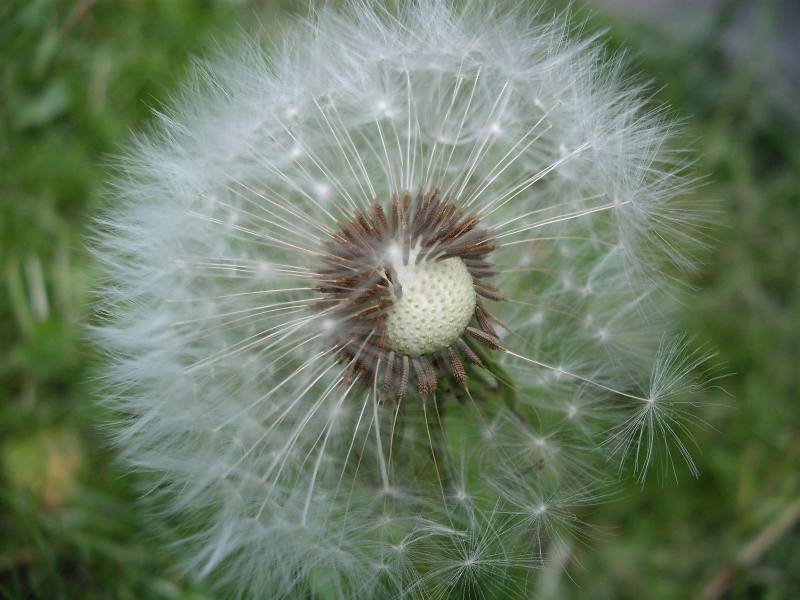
92, 1, 711, 597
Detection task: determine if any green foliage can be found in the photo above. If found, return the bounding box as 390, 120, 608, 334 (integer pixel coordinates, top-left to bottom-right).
1, 0, 797, 598
0, 1, 276, 597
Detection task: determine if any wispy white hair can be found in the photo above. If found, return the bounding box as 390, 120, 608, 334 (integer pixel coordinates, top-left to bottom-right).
92, 1, 709, 597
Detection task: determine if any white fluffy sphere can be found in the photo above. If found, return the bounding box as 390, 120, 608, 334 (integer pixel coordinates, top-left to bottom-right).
92, 1, 706, 598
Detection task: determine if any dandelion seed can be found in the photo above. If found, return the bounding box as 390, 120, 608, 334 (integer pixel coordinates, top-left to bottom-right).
92, 1, 713, 597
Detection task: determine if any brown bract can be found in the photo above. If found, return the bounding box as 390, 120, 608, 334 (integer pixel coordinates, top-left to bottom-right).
313, 190, 506, 398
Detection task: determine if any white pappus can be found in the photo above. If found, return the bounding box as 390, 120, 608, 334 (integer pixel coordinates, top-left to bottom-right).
92, 1, 712, 598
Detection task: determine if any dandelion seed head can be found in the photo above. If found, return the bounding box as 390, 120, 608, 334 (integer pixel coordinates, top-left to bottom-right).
91, 0, 714, 596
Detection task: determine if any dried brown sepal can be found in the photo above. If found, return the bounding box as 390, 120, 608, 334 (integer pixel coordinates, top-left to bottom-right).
464, 258, 493, 269
473, 279, 505, 302
412, 357, 437, 396
446, 347, 467, 387
467, 266, 499, 278
438, 234, 492, 261
440, 215, 479, 245
475, 304, 497, 337
456, 338, 484, 367
466, 326, 504, 351
397, 355, 410, 398
382, 351, 396, 393
372, 200, 389, 234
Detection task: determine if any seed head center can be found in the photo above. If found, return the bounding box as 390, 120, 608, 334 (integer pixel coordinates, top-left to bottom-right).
385, 248, 476, 357
314, 192, 504, 396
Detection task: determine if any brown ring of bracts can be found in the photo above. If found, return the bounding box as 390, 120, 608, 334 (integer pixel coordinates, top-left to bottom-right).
313, 190, 507, 398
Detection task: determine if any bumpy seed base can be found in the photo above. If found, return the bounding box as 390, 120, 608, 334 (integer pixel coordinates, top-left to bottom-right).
385, 256, 476, 357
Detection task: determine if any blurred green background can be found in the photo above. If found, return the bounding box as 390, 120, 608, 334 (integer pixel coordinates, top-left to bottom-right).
1, 0, 797, 598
